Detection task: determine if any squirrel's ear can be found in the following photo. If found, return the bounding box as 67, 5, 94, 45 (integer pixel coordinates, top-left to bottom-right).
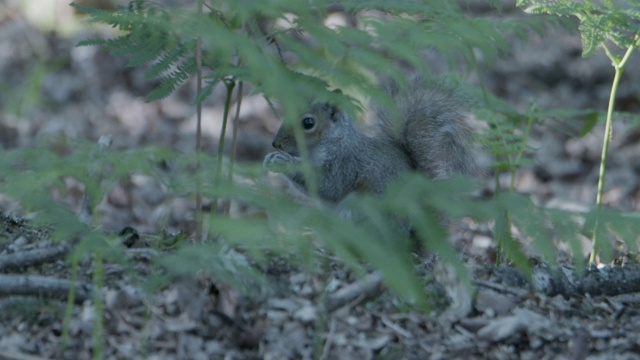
318, 103, 339, 121
328, 89, 342, 119
328, 104, 339, 120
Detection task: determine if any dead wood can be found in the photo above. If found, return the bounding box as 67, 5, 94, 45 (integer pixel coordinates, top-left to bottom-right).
533, 265, 640, 297
326, 271, 385, 312
495, 264, 640, 298
0, 274, 93, 303
0, 245, 70, 271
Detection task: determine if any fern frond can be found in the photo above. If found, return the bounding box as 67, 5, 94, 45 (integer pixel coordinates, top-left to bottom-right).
144, 40, 193, 79
518, 0, 640, 57
146, 57, 197, 102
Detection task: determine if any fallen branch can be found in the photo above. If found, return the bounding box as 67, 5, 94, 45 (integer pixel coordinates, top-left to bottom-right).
475, 280, 529, 297
0, 245, 70, 271
495, 264, 640, 298
0, 349, 49, 360
550, 264, 640, 297
0, 274, 93, 303
326, 271, 385, 312
610, 292, 640, 304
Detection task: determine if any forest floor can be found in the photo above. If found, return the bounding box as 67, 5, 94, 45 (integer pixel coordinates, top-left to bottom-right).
1, 1, 640, 359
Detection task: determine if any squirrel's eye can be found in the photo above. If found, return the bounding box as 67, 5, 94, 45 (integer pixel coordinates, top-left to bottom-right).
302, 116, 315, 130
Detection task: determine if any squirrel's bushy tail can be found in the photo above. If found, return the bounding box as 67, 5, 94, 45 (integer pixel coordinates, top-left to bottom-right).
374, 75, 480, 179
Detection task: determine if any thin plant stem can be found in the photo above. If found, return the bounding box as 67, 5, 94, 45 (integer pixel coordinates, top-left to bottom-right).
510, 114, 534, 192
590, 68, 620, 263
194, 0, 204, 242
490, 125, 509, 265
212, 79, 235, 217
590, 35, 639, 263
224, 81, 243, 215
92, 253, 105, 360
61, 252, 79, 353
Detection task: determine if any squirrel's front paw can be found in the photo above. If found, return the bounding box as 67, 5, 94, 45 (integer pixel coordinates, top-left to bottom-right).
263, 151, 298, 171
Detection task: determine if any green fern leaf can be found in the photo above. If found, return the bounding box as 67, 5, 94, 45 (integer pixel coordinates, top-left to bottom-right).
146, 58, 196, 102
144, 41, 192, 79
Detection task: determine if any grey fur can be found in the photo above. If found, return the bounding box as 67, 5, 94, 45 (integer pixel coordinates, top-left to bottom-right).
263, 76, 480, 202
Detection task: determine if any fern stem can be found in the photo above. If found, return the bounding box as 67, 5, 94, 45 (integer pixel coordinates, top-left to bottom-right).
61, 252, 79, 353
218, 79, 236, 158
510, 113, 534, 192
590, 35, 639, 263
92, 253, 105, 360
195, 40, 203, 241
494, 175, 503, 265
213, 79, 236, 216
194, 0, 204, 242
224, 81, 244, 215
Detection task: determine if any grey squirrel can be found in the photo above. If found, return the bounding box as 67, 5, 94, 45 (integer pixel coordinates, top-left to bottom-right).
263, 75, 480, 202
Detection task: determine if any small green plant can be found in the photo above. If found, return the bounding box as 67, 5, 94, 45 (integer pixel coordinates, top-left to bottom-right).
480, 98, 602, 268
517, 0, 640, 263
480, 98, 538, 268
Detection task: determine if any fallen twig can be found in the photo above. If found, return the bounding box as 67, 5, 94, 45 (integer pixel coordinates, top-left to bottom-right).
0, 245, 70, 271
0, 349, 50, 360
609, 292, 640, 304
319, 318, 336, 360
0, 274, 93, 303
326, 271, 385, 312
475, 280, 529, 297
494, 264, 640, 298
125, 247, 159, 261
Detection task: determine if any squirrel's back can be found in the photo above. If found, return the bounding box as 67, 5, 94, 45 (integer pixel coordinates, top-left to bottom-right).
264, 75, 481, 203
373, 76, 480, 179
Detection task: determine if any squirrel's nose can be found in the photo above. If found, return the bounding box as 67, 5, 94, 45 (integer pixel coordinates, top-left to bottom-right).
272, 141, 280, 150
